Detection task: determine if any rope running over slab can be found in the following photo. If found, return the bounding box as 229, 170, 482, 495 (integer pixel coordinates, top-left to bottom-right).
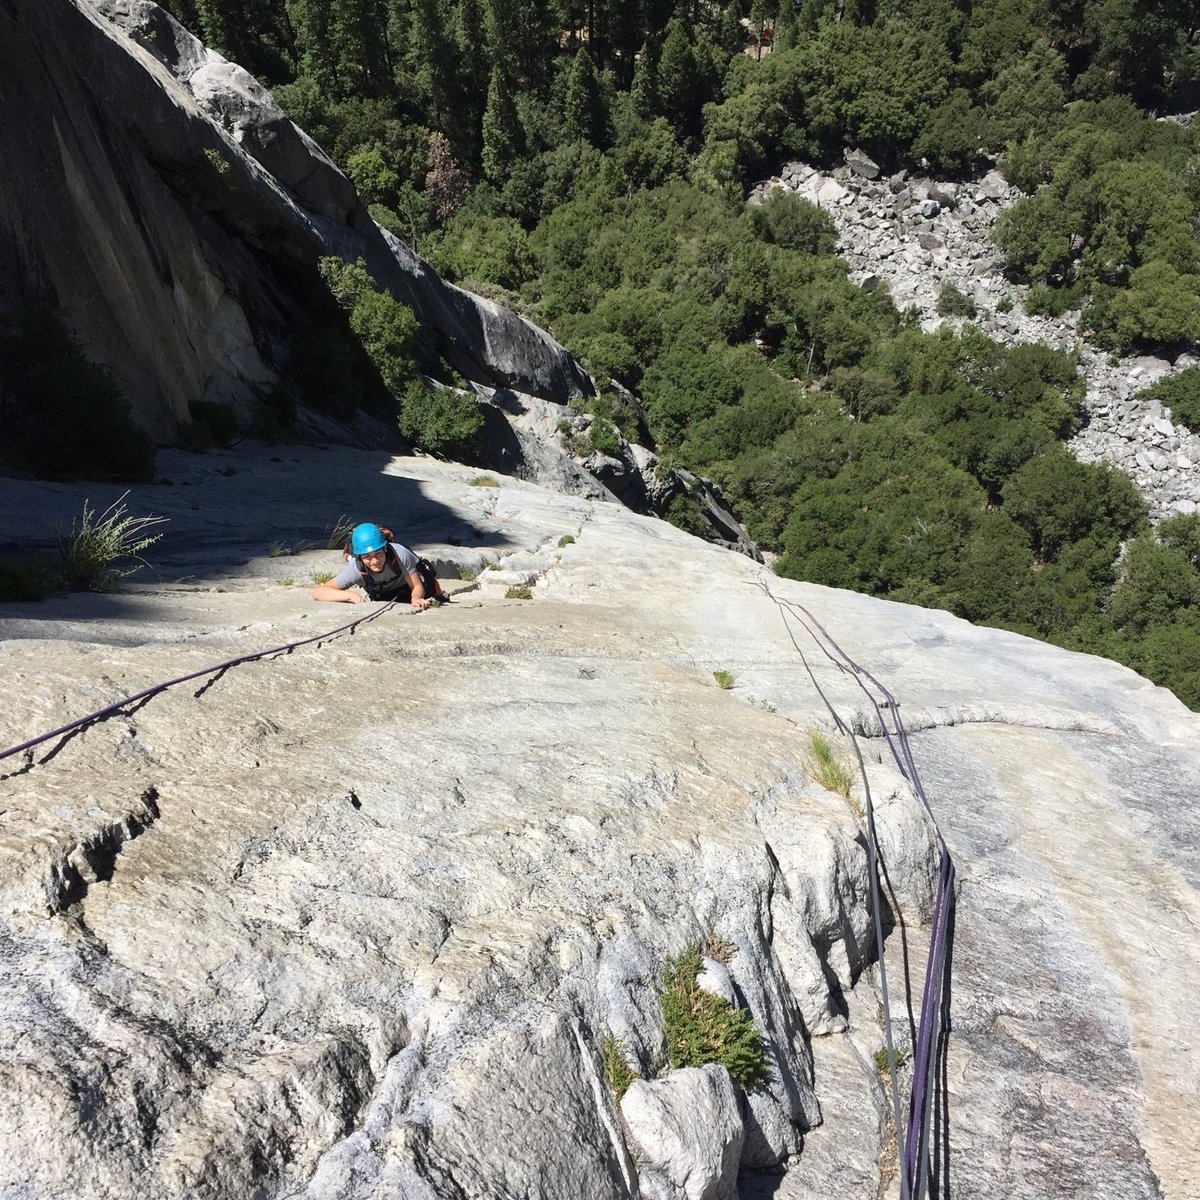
0, 600, 398, 766
761, 581, 956, 1200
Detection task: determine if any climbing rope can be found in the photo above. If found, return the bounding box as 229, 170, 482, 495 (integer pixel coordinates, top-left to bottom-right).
760, 581, 955, 1200
0, 600, 398, 766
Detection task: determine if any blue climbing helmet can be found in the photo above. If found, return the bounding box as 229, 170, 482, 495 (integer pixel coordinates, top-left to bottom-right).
349, 522, 387, 556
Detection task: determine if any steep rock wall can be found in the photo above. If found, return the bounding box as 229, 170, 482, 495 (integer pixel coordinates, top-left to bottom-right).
0, 0, 592, 442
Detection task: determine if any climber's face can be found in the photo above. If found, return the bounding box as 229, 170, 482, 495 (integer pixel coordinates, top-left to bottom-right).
360, 548, 387, 573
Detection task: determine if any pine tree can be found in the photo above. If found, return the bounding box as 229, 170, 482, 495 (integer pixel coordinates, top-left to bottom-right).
717, 1, 743, 56
485, 0, 555, 89
411, 0, 459, 134
481, 66, 523, 181
329, 0, 392, 96
630, 41, 659, 120
453, 0, 491, 159
562, 46, 604, 144
657, 18, 699, 138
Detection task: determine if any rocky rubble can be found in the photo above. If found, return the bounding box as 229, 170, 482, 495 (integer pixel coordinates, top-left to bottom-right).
751, 159, 1200, 521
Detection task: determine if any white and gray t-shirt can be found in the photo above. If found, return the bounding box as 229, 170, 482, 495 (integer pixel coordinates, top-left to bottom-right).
333, 542, 420, 593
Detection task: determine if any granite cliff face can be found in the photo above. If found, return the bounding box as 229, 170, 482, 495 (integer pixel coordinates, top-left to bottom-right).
1, 452, 1198, 1198
0, 0, 591, 439
1, 0, 755, 548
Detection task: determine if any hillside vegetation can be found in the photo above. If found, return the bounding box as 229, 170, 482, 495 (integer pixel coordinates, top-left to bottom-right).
150, 1, 1200, 705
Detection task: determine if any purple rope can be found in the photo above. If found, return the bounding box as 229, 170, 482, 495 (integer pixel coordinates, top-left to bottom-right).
0, 601, 397, 764
762, 583, 956, 1200
904, 844, 955, 1192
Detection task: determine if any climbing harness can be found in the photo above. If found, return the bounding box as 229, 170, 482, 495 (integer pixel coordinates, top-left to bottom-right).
0, 599, 399, 766
355, 547, 441, 603
761, 581, 956, 1200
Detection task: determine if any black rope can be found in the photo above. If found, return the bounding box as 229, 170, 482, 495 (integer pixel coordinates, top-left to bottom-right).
0, 601, 398, 767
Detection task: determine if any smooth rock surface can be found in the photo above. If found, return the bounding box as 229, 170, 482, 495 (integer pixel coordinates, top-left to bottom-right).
1, 446, 1198, 1198
622, 1065, 745, 1200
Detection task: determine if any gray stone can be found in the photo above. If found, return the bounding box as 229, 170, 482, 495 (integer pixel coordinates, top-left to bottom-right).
621, 1066, 744, 1200
844, 148, 881, 180
740, 1088, 802, 1169
975, 170, 1009, 202
918, 199, 941, 218
697, 957, 738, 1005
927, 183, 958, 209
817, 178, 850, 206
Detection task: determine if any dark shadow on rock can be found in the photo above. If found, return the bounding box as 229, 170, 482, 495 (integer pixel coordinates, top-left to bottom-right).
737, 1168, 789, 1198
0, 444, 510, 641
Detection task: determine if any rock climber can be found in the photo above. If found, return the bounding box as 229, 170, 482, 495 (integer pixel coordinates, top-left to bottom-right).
311, 522, 449, 609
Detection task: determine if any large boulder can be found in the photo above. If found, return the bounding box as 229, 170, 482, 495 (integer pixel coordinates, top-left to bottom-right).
621, 1065, 745, 1200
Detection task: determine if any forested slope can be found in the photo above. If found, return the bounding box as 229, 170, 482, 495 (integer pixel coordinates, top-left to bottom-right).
77, 1, 1200, 704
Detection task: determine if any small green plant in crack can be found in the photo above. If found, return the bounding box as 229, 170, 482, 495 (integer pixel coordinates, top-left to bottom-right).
659, 944, 767, 1089
469, 474, 500, 487
203, 146, 231, 176
278, 576, 294, 587
457, 565, 480, 582
873, 1045, 911, 1076
602, 1034, 638, 1101
312, 571, 334, 585
712, 669, 735, 690
805, 729, 857, 811
558, 534, 576, 547
505, 585, 533, 599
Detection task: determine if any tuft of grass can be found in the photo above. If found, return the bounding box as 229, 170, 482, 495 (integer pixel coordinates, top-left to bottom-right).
469, 474, 500, 487
558, 534, 576, 547
805, 730, 857, 811
659, 945, 768, 1090
483, 561, 501, 571
278, 576, 294, 587
602, 1034, 638, 1101
458, 565, 480, 581
505, 585, 533, 599
873, 1045, 911, 1076
712, 669, 736, 690
56, 494, 166, 592
313, 570, 334, 585
326, 514, 355, 551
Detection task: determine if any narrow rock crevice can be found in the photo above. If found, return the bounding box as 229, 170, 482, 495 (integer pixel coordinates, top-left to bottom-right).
44, 786, 162, 915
